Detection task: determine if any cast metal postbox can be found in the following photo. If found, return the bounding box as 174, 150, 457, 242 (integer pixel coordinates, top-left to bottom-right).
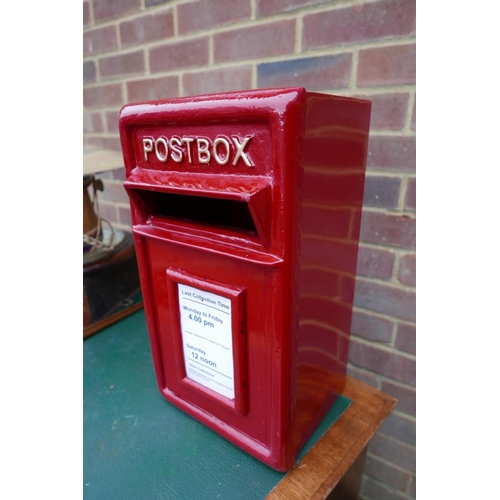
119, 87, 371, 471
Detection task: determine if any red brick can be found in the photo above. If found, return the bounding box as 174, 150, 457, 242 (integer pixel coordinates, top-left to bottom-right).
101, 181, 129, 204
257, 54, 351, 91
86, 136, 122, 152
127, 76, 179, 102
257, 0, 331, 16
304, 0, 415, 49
97, 203, 119, 225
83, 26, 117, 56
395, 322, 415, 354
411, 94, 416, 130
360, 211, 415, 250
178, 0, 251, 34
346, 365, 379, 388
363, 175, 401, 209
95, 172, 113, 182
357, 245, 395, 281
99, 50, 145, 79
120, 10, 174, 47
351, 309, 394, 343
183, 66, 252, 96
83, 83, 123, 108
83, 61, 96, 84
83, 112, 104, 134
368, 433, 415, 473
404, 177, 416, 210
214, 20, 295, 63
361, 476, 409, 500
111, 168, 127, 182
83, 2, 91, 27
146, 0, 169, 6
380, 380, 415, 416
349, 338, 415, 385
380, 412, 415, 446
357, 44, 416, 87
397, 253, 415, 287
105, 111, 120, 133
367, 136, 416, 173
354, 278, 415, 322
150, 37, 209, 73
362, 93, 410, 131
364, 454, 411, 492
119, 206, 132, 227
93, 0, 141, 23
409, 476, 416, 497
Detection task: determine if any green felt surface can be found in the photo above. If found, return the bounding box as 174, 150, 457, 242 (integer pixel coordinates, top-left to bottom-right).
83, 310, 351, 500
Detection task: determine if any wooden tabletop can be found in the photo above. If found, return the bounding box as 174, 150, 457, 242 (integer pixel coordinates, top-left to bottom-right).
266, 376, 397, 500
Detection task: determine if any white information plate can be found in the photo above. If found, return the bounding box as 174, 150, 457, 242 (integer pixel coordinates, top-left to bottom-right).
178, 283, 234, 400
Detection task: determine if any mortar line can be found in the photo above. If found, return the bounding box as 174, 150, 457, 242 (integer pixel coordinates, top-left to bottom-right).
172, 3, 179, 37
295, 14, 303, 54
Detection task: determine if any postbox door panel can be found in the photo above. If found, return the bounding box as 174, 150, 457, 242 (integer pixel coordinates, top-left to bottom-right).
145, 237, 281, 446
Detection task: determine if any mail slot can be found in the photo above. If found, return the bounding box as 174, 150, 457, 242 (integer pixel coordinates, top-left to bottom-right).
119, 87, 371, 471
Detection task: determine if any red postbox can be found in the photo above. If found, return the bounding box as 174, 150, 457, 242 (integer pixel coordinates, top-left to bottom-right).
119, 87, 371, 471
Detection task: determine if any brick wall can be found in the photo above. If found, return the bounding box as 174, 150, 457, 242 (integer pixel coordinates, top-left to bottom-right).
83, 1, 416, 498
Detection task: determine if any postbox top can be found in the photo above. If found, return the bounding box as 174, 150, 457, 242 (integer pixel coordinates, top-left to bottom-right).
120, 87, 305, 115
118, 87, 315, 135
119, 86, 370, 132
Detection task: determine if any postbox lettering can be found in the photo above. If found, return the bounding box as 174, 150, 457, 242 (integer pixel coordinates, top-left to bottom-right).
182, 137, 194, 163
155, 136, 169, 162
213, 137, 230, 165
142, 137, 154, 161
197, 138, 210, 164
141, 134, 254, 167
231, 136, 252, 167
169, 136, 183, 163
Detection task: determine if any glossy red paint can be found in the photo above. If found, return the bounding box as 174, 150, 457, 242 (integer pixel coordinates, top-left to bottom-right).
119, 87, 371, 471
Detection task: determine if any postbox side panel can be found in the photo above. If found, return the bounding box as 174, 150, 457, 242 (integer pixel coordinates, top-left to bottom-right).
291, 94, 371, 454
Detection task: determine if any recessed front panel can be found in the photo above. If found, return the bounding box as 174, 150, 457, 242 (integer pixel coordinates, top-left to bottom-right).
130, 122, 272, 176
145, 238, 279, 446
166, 268, 248, 415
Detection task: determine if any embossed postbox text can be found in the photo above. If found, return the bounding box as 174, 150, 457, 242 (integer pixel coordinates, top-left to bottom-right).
142, 135, 254, 167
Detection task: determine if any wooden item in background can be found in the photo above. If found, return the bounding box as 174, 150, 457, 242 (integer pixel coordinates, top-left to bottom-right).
83, 146, 143, 339
83, 230, 142, 339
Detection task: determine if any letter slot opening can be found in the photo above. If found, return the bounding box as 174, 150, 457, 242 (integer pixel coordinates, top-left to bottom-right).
132, 189, 258, 236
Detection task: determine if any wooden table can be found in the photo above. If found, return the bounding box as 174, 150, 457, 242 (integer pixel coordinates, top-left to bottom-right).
266, 377, 396, 499
84, 310, 396, 500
